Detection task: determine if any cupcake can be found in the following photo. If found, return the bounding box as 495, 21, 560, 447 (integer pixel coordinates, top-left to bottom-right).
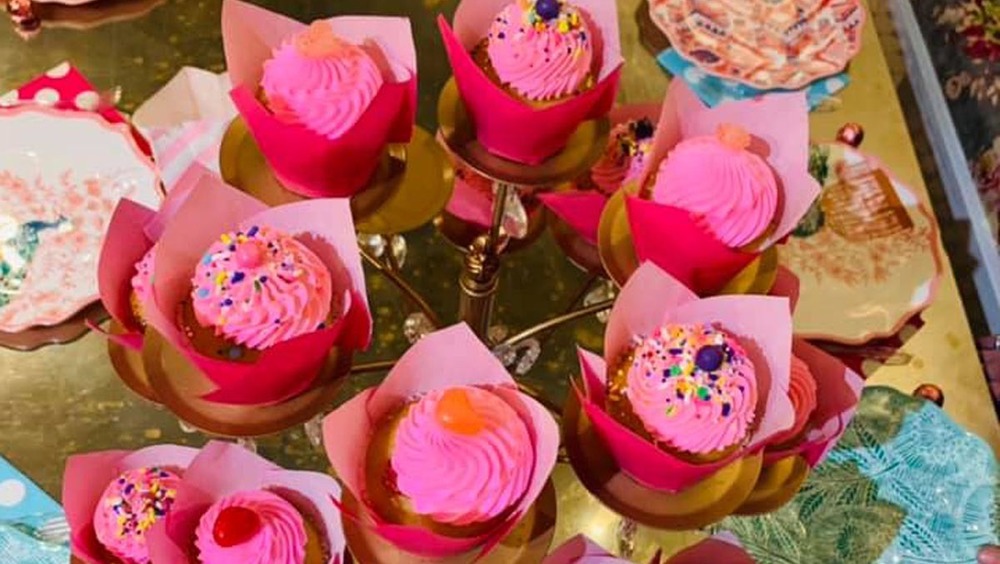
188, 224, 337, 356
606, 323, 759, 464
259, 21, 384, 140
147, 441, 347, 564
364, 386, 534, 538
621, 80, 821, 295
650, 123, 780, 250
64, 445, 199, 564
223, 0, 417, 197
475, 0, 596, 106
766, 355, 818, 449
129, 247, 155, 328
438, 0, 622, 164
323, 323, 558, 558
588, 117, 654, 195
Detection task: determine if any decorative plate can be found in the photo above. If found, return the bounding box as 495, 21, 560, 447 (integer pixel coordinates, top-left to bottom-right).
778, 144, 942, 344
0, 106, 160, 332
649, 0, 866, 90
718, 386, 998, 564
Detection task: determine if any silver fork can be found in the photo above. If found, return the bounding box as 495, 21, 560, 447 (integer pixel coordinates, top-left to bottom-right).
35, 515, 70, 545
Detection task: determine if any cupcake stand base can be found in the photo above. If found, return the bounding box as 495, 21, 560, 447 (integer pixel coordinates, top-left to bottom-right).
562, 389, 764, 531
342, 481, 557, 564
142, 329, 352, 438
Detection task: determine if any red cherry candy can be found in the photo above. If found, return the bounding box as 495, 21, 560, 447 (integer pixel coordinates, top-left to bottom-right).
434, 388, 485, 436
212, 506, 261, 547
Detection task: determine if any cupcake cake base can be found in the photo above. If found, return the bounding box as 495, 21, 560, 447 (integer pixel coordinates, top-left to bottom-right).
220, 116, 453, 235
562, 389, 762, 530
107, 319, 159, 403
734, 455, 810, 516
341, 480, 556, 564
597, 190, 779, 292
437, 79, 610, 188
142, 329, 351, 437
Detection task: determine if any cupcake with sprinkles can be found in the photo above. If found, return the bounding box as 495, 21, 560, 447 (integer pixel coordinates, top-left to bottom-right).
587, 117, 655, 195
574, 262, 796, 494
475, 0, 597, 105
63, 445, 198, 564
606, 323, 758, 463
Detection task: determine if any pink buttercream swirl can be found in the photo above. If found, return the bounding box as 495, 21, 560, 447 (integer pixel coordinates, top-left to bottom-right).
652, 124, 780, 248
589, 118, 654, 195
625, 323, 757, 454
191, 225, 334, 350
130, 247, 155, 305
194, 490, 308, 564
92, 466, 182, 564
769, 355, 817, 446
486, 1, 595, 101
261, 21, 384, 140
390, 386, 534, 526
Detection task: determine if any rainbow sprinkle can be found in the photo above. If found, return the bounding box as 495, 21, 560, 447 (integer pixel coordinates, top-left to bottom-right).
104, 467, 178, 539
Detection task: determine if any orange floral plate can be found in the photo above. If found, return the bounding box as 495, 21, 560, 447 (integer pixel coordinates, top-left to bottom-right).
648, 0, 866, 90
778, 143, 943, 344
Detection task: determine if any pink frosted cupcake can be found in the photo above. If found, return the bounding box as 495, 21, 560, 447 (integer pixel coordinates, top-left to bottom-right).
476, 0, 597, 105
651, 123, 780, 249
767, 355, 818, 449
188, 224, 337, 354
259, 21, 384, 140
588, 117, 654, 195
129, 247, 156, 328
365, 385, 534, 537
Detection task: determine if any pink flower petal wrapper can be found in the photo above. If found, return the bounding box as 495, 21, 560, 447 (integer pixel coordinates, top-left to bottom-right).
543, 534, 630, 564
322, 323, 559, 559
543, 533, 754, 563
63, 445, 200, 564
438, 0, 623, 164
541, 103, 662, 245
444, 166, 495, 228
93, 165, 203, 350
146, 441, 347, 564
627, 81, 821, 296
144, 166, 371, 405
222, 0, 417, 198
579, 262, 795, 492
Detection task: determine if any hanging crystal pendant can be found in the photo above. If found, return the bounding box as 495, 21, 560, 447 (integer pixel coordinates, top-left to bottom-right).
403, 312, 434, 344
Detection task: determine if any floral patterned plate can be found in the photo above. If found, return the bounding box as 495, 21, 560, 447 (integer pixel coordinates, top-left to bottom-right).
0, 106, 160, 332
718, 386, 998, 563
649, 0, 866, 90
778, 143, 943, 344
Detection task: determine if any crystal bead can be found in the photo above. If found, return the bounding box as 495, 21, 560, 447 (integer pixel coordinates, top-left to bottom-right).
357, 233, 385, 258
388, 234, 407, 268
303, 414, 324, 448
403, 312, 434, 344
583, 279, 617, 324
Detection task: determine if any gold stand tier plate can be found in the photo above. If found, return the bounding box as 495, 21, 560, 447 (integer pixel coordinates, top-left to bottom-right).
107, 319, 158, 403
219, 117, 453, 235
142, 330, 350, 437
734, 455, 811, 516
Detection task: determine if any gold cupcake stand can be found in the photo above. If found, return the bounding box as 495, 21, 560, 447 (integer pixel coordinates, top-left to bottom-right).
110, 75, 797, 562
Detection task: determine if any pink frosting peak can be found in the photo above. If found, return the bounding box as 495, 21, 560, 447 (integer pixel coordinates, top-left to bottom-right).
194, 490, 308, 564
589, 118, 654, 195
130, 247, 156, 305
93, 467, 182, 564
625, 323, 757, 454
486, 0, 595, 101
191, 225, 335, 350
652, 124, 780, 248
390, 386, 534, 526
261, 21, 384, 139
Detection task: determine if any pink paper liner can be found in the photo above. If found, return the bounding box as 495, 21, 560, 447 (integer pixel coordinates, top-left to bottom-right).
544, 534, 754, 564
94, 166, 203, 351
543, 534, 627, 563
146, 441, 347, 564
540, 103, 662, 244
628, 81, 821, 295
322, 323, 559, 558
444, 166, 495, 228
667, 537, 755, 564
63, 445, 199, 564
222, 0, 417, 198
438, 0, 622, 164
144, 166, 371, 405
580, 262, 794, 492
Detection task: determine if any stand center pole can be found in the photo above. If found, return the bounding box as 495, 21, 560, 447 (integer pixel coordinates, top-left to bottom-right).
458, 181, 512, 341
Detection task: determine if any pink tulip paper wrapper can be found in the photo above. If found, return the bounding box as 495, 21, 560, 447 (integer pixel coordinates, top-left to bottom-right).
543, 534, 629, 564
445, 166, 495, 228
222, 0, 416, 198
544, 533, 754, 564
627, 81, 821, 295
62, 445, 199, 564
578, 262, 795, 492
322, 323, 559, 558
94, 165, 203, 351
438, 0, 622, 164
146, 441, 347, 564
541, 103, 662, 245
144, 166, 371, 405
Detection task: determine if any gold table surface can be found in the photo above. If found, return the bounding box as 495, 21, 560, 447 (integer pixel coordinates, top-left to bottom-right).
0, 0, 998, 559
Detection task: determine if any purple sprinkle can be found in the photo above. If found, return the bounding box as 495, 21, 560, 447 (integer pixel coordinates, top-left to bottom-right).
222, 298, 234, 306
228, 245, 236, 252
247, 225, 259, 237
722, 403, 731, 416
259, 275, 268, 282
231, 272, 246, 283
498, 31, 506, 39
